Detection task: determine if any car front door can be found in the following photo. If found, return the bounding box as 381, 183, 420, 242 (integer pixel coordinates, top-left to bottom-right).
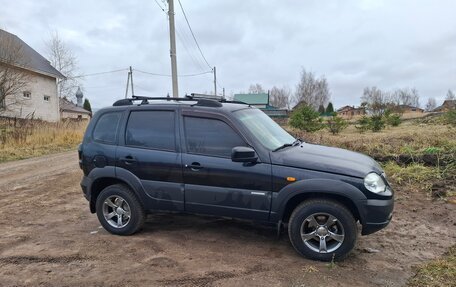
181, 113, 272, 221
116, 108, 184, 212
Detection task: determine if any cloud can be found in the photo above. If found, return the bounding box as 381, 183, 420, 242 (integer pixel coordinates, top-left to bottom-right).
0, 0, 454, 108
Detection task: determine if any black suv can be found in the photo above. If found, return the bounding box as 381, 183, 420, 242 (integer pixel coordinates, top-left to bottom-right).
79, 95, 393, 261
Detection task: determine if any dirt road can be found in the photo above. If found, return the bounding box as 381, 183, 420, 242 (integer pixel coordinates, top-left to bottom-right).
0, 151, 455, 287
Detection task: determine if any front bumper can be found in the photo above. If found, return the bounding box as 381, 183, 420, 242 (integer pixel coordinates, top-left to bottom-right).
360, 198, 394, 235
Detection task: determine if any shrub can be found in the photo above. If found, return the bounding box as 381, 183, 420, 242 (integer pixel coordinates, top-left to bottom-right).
289, 105, 323, 132
355, 116, 370, 133
370, 115, 385, 132
386, 113, 402, 127
326, 115, 348, 135
444, 109, 456, 126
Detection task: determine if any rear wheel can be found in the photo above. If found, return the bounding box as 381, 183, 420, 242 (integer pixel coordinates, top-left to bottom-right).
96, 184, 145, 235
288, 199, 357, 261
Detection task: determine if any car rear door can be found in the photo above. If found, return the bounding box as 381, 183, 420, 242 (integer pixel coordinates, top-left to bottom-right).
116, 107, 184, 212
180, 111, 272, 221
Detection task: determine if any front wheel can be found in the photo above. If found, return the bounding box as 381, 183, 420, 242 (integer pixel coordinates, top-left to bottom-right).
288, 199, 357, 261
96, 184, 145, 235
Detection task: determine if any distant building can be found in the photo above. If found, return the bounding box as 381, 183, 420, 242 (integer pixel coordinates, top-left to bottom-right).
337, 106, 366, 118
433, 100, 456, 112
0, 29, 64, 122
233, 93, 288, 121
394, 105, 424, 117
233, 93, 269, 109
59, 97, 91, 120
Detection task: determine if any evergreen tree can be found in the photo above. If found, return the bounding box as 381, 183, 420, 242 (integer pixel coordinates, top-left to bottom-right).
289, 104, 323, 132
318, 104, 325, 114
326, 102, 334, 114
83, 98, 92, 113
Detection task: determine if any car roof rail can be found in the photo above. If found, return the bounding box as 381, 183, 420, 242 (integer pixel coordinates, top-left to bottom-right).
112, 94, 249, 107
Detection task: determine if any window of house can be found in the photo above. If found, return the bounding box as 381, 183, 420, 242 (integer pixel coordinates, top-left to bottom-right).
23, 91, 31, 99
184, 117, 246, 158
93, 112, 122, 144
43, 95, 50, 102
125, 111, 176, 151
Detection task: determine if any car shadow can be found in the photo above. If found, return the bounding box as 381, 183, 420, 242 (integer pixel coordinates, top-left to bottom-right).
142, 212, 287, 244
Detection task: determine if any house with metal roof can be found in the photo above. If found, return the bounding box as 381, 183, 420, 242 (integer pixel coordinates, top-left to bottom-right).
233, 93, 270, 109
233, 93, 288, 120
0, 29, 64, 122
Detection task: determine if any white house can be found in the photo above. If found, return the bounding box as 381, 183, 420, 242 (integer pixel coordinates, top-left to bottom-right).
0, 29, 64, 122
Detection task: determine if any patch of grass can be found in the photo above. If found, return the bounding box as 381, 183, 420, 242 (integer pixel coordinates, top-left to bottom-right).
0, 119, 86, 162
289, 119, 456, 197
290, 120, 456, 167
382, 162, 441, 192
407, 245, 456, 287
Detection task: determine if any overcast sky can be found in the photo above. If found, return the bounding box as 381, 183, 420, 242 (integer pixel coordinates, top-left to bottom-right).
1, 0, 455, 109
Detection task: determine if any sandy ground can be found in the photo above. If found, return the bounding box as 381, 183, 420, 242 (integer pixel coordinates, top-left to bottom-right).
0, 151, 455, 287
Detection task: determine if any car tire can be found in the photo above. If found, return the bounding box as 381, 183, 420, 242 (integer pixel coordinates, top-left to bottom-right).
288, 199, 357, 261
96, 184, 145, 235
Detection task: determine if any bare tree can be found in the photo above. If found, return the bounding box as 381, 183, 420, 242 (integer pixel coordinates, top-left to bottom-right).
46, 31, 81, 100
425, 97, 437, 111
446, 89, 455, 100
391, 87, 420, 108
269, 86, 292, 109
295, 69, 330, 110
248, 83, 265, 94
361, 86, 389, 116
0, 32, 31, 114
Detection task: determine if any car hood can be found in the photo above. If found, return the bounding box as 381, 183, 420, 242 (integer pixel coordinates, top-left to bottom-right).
270, 143, 383, 178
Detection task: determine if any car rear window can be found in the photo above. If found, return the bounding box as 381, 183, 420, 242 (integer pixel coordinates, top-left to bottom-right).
125, 110, 176, 151
93, 112, 122, 144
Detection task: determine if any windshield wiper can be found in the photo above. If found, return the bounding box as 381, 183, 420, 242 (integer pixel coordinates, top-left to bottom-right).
273, 139, 301, 152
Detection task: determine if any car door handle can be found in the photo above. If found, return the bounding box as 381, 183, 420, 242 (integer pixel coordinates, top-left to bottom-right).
120, 156, 137, 165
185, 162, 203, 171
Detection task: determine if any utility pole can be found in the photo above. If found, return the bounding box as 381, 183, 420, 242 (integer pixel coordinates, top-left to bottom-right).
125, 69, 131, 99
129, 66, 135, 97
168, 0, 179, 98
213, 66, 217, 96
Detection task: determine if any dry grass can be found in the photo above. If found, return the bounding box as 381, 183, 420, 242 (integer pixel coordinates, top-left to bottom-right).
290, 121, 455, 161
407, 245, 456, 287
288, 120, 456, 196
0, 118, 86, 162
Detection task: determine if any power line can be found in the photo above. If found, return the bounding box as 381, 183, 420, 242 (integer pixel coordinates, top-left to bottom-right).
177, 0, 212, 70
153, 0, 166, 12
176, 26, 206, 72
134, 68, 212, 77
175, 17, 208, 71
73, 68, 128, 79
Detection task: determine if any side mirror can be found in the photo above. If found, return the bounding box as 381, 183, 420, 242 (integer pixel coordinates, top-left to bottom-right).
231, 146, 258, 163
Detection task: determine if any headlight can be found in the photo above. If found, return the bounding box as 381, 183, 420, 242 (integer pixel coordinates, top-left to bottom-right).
364, 172, 386, 193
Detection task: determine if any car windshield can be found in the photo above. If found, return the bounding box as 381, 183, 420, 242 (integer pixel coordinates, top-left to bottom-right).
233, 108, 296, 151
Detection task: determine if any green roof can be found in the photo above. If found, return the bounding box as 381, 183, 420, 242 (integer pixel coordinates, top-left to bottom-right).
233, 93, 269, 105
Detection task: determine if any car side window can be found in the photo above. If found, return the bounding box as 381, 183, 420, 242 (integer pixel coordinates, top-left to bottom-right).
93, 112, 122, 144
184, 116, 246, 158
125, 110, 176, 151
